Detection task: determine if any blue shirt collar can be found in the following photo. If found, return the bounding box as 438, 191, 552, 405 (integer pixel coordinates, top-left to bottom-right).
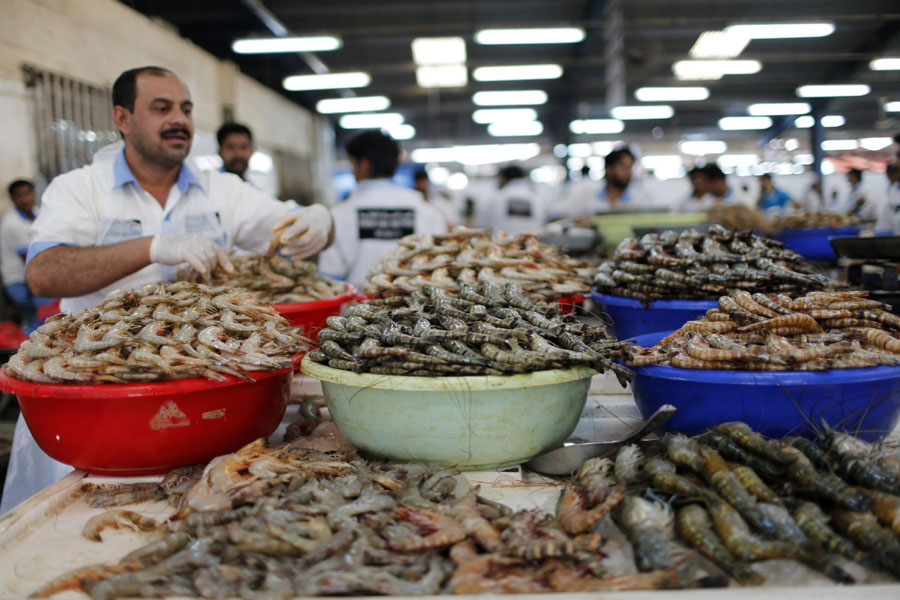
14, 207, 34, 221
599, 187, 632, 202
113, 149, 203, 194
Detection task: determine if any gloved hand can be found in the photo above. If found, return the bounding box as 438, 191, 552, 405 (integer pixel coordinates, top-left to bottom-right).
272, 204, 333, 259
149, 233, 233, 281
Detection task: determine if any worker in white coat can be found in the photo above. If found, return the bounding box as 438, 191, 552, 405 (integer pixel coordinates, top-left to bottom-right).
318, 130, 447, 290
0, 66, 334, 515
216, 122, 277, 197
483, 165, 546, 234
876, 136, 900, 234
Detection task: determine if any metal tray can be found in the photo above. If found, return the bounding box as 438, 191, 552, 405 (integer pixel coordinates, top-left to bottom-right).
830, 236, 900, 260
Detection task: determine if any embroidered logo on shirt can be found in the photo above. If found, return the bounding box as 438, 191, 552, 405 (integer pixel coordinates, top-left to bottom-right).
507, 198, 533, 217
357, 208, 415, 240
99, 218, 142, 245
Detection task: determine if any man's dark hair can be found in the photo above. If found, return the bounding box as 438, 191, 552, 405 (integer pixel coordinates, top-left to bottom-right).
413, 169, 429, 183
217, 122, 253, 147
604, 147, 635, 170
580, 165, 591, 176
848, 168, 863, 179
112, 66, 175, 111
499, 165, 526, 181
700, 163, 726, 181
7, 179, 33, 198
687, 166, 702, 178
345, 130, 400, 177
760, 173, 772, 181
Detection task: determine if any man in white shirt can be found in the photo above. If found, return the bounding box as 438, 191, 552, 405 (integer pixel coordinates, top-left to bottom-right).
414, 169, 460, 227
217, 122, 277, 197
319, 131, 447, 290
483, 165, 546, 234
0, 179, 54, 330
876, 135, 900, 234
1, 66, 334, 514
563, 148, 642, 220
671, 167, 714, 213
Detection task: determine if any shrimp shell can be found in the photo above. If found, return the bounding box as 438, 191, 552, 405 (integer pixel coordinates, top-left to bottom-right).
737, 313, 821, 333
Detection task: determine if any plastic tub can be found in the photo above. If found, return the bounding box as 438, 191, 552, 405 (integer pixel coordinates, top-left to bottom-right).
776, 226, 863, 261
590, 291, 717, 340
0, 359, 297, 476
301, 356, 595, 470
628, 332, 900, 442
270, 284, 357, 339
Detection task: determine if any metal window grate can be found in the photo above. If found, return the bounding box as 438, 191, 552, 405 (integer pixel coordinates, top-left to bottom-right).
23, 65, 119, 181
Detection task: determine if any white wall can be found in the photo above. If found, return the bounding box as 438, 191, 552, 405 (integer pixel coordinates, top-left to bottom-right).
0, 0, 322, 211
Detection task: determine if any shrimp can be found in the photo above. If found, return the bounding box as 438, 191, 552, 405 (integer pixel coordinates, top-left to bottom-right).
792, 501, 877, 568
547, 565, 683, 592
614, 444, 646, 484
829, 511, 900, 577
556, 458, 626, 534
781, 446, 872, 511
731, 290, 779, 318
198, 325, 242, 353
711, 422, 795, 465
615, 496, 675, 572
737, 313, 821, 333
872, 491, 900, 536
389, 503, 466, 551
860, 327, 900, 354
28, 564, 135, 598
728, 463, 781, 505
675, 504, 764, 586
664, 434, 705, 474
707, 500, 797, 562
82, 510, 158, 542
448, 489, 502, 552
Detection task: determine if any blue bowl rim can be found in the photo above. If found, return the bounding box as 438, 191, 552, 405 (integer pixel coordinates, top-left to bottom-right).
777, 226, 863, 236
591, 290, 718, 310
629, 331, 900, 385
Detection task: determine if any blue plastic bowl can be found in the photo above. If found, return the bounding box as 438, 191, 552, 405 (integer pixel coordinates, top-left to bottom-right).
776, 226, 863, 261
628, 332, 900, 442
591, 291, 717, 339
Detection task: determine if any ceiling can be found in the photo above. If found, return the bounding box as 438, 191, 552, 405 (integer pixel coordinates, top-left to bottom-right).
122, 0, 900, 157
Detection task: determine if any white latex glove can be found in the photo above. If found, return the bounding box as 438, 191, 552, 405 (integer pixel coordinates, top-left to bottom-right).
273, 204, 333, 259
149, 233, 233, 281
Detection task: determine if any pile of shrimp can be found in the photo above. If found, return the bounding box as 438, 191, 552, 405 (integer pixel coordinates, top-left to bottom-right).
36, 438, 696, 599
363, 227, 592, 300
628, 289, 900, 370
4, 281, 310, 384
606, 422, 900, 587
308, 281, 632, 383
594, 225, 841, 304
178, 254, 345, 304
773, 211, 861, 230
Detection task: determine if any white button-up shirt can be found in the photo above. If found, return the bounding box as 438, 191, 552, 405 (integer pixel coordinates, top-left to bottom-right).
318, 179, 447, 290
483, 179, 547, 234
28, 149, 300, 314
0, 207, 37, 286
876, 182, 900, 234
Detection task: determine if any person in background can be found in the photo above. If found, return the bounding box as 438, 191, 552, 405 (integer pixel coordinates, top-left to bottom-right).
875, 134, 900, 233
562, 148, 638, 220
216, 122, 276, 197
0, 180, 55, 331
319, 131, 447, 290
670, 166, 711, 212
697, 163, 742, 206
552, 165, 600, 218
413, 169, 460, 226
2, 66, 334, 515
757, 173, 792, 212
802, 180, 823, 211
483, 165, 546, 235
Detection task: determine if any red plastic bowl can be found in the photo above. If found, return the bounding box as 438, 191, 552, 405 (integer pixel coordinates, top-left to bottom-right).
270, 284, 357, 339
0, 361, 297, 476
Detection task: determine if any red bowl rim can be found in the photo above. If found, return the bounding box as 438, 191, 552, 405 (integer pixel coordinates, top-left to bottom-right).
0, 354, 303, 398
269, 283, 358, 314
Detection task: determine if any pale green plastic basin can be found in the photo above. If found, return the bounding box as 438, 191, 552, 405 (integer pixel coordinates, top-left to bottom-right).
301, 356, 595, 470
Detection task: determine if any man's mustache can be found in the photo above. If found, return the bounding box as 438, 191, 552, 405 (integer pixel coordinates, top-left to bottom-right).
161, 127, 191, 138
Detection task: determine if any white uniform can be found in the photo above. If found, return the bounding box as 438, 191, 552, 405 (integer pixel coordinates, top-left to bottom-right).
318, 179, 447, 290
0, 207, 37, 286
875, 182, 900, 234
0, 149, 303, 515
550, 178, 601, 220
483, 179, 546, 234
671, 193, 714, 213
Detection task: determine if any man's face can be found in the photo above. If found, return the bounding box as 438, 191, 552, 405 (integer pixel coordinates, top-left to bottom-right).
689, 173, 706, 195
219, 132, 253, 177
117, 73, 194, 167
10, 185, 35, 213
606, 155, 634, 189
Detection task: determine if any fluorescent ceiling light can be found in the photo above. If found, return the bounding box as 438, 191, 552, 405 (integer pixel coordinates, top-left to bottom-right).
232, 36, 341, 54
719, 116, 773, 130
793, 115, 845, 128
592, 141, 620, 155
870, 58, 900, 71
859, 137, 893, 151
679, 140, 727, 155
410, 143, 541, 165
785, 138, 799, 151
487, 121, 544, 137
717, 154, 760, 167
385, 124, 415, 140
472, 108, 538, 124
635, 87, 709, 102
794, 153, 814, 165
473, 64, 563, 81
569, 119, 625, 134
567, 143, 593, 157
472, 90, 548, 106
725, 23, 835, 39
673, 60, 762, 81
338, 112, 404, 129
886, 101, 900, 112
316, 96, 390, 114
474, 28, 584, 45
689, 31, 749, 59
411, 37, 466, 65
748, 102, 811, 116
283, 72, 370, 91
821, 140, 858, 151
416, 65, 467, 88
611, 105, 674, 120
796, 84, 870, 98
